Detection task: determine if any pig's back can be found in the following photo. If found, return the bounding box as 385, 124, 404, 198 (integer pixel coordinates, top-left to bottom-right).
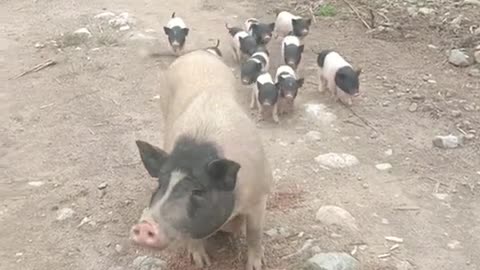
323, 52, 351, 80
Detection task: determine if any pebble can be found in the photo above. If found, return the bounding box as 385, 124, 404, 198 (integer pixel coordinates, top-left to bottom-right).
448, 49, 475, 67
433, 193, 448, 200
451, 110, 462, 118
447, 240, 462, 250
384, 149, 393, 156
28, 181, 45, 187
34, 42, 45, 48
56, 208, 75, 221
98, 183, 108, 190
305, 131, 322, 142
468, 68, 480, 77
408, 102, 418, 112
120, 25, 131, 31
418, 7, 434, 15
316, 205, 358, 232
304, 252, 359, 270
381, 218, 390, 225
385, 236, 404, 243
95, 12, 116, 19
78, 216, 92, 228
73, 28, 92, 38
375, 163, 392, 171
15, 252, 23, 257
304, 103, 337, 125
132, 256, 166, 270
115, 244, 123, 253
314, 153, 359, 169
382, 101, 391, 107
432, 134, 463, 149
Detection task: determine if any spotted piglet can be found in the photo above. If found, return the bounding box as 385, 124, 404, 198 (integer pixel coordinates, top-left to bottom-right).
225, 23, 258, 63
240, 50, 270, 85
317, 50, 362, 106
281, 35, 304, 70
274, 11, 312, 39
244, 18, 275, 45
204, 39, 222, 57
251, 72, 280, 123
163, 12, 190, 55
275, 65, 304, 115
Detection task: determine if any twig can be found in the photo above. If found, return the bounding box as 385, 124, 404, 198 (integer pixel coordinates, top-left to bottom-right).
40, 103, 55, 109
343, 104, 379, 133
342, 0, 372, 30
281, 239, 315, 260
309, 7, 317, 24
368, 9, 375, 28
393, 206, 420, 211
343, 119, 365, 128
112, 161, 141, 168
11, 59, 57, 79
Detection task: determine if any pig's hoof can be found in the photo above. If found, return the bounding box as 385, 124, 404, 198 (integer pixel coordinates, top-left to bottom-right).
246, 255, 263, 270
189, 247, 211, 268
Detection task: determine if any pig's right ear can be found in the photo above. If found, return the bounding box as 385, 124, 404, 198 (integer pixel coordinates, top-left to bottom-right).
206, 159, 241, 191
135, 140, 168, 178
163, 27, 171, 35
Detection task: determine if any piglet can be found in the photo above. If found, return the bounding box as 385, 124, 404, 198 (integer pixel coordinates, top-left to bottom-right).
130, 50, 272, 270
204, 39, 222, 57
317, 50, 362, 106
275, 65, 304, 115
281, 35, 304, 70
163, 12, 190, 55
251, 72, 280, 123
244, 18, 275, 45
240, 51, 270, 85
225, 23, 258, 63
274, 11, 312, 39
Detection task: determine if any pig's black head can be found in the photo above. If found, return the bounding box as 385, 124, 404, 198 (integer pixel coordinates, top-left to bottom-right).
292, 18, 312, 37
164, 26, 189, 51
284, 44, 304, 69
335, 66, 362, 96
241, 59, 262, 85
277, 75, 304, 99
251, 22, 275, 45
134, 137, 240, 245
257, 81, 279, 106
239, 35, 258, 56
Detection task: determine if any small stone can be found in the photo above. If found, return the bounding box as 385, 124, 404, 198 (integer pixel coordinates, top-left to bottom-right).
34, 42, 45, 48
95, 12, 116, 19
28, 181, 45, 187
451, 110, 462, 118
418, 7, 434, 15
464, 133, 475, 140
447, 240, 462, 250
468, 68, 480, 77
384, 149, 393, 156
433, 135, 463, 149
382, 101, 391, 107
119, 25, 130, 31
381, 218, 389, 225
56, 208, 75, 221
133, 256, 166, 270
304, 252, 359, 270
314, 153, 359, 169
78, 216, 91, 228
448, 49, 475, 67
98, 183, 108, 190
376, 163, 392, 171
115, 244, 123, 253
15, 252, 23, 257
305, 131, 322, 142
408, 102, 418, 112
433, 193, 448, 200
305, 104, 337, 125
362, 183, 369, 189
316, 205, 358, 231
265, 228, 278, 237
427, 79, 437, 84
427, 44, 438, 49
73, 28, 92, 38
385, 236, 404, 243
412, 93, 425, 100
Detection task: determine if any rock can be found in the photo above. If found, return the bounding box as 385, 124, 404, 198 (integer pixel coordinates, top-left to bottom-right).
412, 93, 425, 100
28, 181, 44, 187
98, 183, 108, 190
304, 103, 337, 125
120, 25, 131, 31
408, 102, 418, 112
34, 42, 45, 48
451, 110, 462, 118
418, 7, 434, 15
433, 193, 448, 200
384, 149, 393, 156
314, 153, 359, 169
463, 0, 480, 6
56, 208, 75, 221
427, 79, 436, 84
448, 49, 475, 67
375, 163, 392, 171
133, 256, 166, 270
427, 44, 438, 49
474, 50, 480, 63
115, 244, 123, 253
381, 218, 389, 225
305, 131, 322, 142
95, 12, 116, 19
304, 252, 359, 270
468, 68, 480, 77
385, 236, 404, 243
73, 28, 92, 38
433, 135, 463, 149
316, 205, 358, 231
447, 240, 462, 250
78, 216, 91, 228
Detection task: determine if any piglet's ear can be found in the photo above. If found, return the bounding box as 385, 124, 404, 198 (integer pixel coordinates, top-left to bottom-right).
298, 45, 305, 53
163, 27, 171, 35
305, 18, 312, 26
269, 22, 275, 31
355, 67, 363, 77
297, 78, 305, 88
206, 158, 241, 191
135, 140, 168, 178
183, 28, 190, 36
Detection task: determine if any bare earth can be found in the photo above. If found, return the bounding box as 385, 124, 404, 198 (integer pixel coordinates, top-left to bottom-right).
1, 0, 479, 270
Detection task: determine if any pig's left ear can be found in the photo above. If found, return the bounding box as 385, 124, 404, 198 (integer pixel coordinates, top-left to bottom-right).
163, 27, 171, 35
183, 28, 190, 36
299, 45, 305, 53
305, 18, 312, 26
297, 78, 305, 87
268, 22, 275, 31
135, 140, 169, 178
355, 67, 363, 77
206, 158, 241, 191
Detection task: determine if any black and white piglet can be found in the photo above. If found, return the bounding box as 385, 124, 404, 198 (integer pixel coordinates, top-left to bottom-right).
163, 12, 190, 55
240, 51, 270, 85
274, 11, 312, 39
244, 18, 275, 45
204, 39, 222, 57
317, 50, 362, 106
250, 72, 279, 123
275, 65, 304, 115
281, 35, 304, 70
225, 23, 258, 63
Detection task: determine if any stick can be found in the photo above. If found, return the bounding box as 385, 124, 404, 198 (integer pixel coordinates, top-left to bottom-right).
342, 0, 372, 30
309, 7, 317, 24
393, 206, 420, 211
343, 104, 379, 133
11, 59, 57, 79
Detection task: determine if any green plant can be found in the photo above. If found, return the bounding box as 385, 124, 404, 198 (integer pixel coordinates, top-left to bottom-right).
315, 4, 337, 17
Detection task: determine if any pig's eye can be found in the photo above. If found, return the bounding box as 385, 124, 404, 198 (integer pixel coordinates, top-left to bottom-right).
191, 189, 205, 197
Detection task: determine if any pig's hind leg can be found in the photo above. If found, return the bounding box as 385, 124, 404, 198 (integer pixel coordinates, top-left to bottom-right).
187, 239, 211, 268
245, 197, 267, 270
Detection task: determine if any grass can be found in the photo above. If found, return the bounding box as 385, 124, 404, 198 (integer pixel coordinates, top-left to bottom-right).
315, 4, 337, 17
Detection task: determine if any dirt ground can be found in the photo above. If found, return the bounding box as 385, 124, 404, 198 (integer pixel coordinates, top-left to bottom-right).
1, 0, 479, 269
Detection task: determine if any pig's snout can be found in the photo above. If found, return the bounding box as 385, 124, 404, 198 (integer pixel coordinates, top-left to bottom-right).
242, 77, 252, 85
262, 35, 271, 43
130, 221, 168, 250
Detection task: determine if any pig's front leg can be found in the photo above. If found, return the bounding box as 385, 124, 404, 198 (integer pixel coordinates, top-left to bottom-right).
272, 103, 279, 124
187, 239, 211, 268
250, 86, 257, 109
245, 197, 267, 270
317, 70, 325, 93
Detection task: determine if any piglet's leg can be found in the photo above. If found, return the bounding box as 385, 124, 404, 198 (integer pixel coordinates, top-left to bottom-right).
250, 87, 257, 109
272, 103, 280, 123
187, 239, 211, 268
317, 70, 325, 93
245, 197, 267, 270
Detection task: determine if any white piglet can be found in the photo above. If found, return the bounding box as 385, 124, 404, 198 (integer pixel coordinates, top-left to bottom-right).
274, 11, 312, 39
163, 12, 190, 56
317, 50, 362, 106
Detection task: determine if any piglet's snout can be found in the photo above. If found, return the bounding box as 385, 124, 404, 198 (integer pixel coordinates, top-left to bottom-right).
130, 221, 167, 249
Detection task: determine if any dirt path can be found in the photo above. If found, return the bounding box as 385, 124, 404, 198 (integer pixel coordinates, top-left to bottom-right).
1, 0, 479, 269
